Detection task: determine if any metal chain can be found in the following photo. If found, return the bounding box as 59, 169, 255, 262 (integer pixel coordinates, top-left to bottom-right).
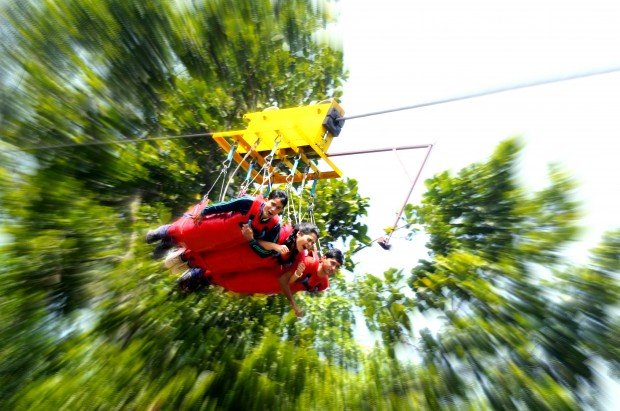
298, 166, 309, 221
283, 154, 301, 224
237, 161, 255, 196
307, 178, 321, 256
254, 136, 280, 196
220, 138, 261, 201
205, 144, 236, 201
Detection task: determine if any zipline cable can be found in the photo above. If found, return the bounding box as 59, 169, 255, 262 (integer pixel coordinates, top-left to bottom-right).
0, 132, 215, 153
2, 65, 619, 153
338, 65, 620, 121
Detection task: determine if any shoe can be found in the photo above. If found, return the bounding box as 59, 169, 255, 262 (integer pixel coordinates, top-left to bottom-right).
146, 225, 170, 244
164, 247, 186, 266
165, 248, 188, 274
177, 267, 210, 293
146, 229, 160, 244
152, 237, 174, 259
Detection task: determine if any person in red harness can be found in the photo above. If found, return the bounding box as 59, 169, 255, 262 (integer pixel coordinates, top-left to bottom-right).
176, 222, 319, 290
278, 247, 343, 317
181, 221, 317, 278
145, 190, 288, 258
181, 247, 344, 318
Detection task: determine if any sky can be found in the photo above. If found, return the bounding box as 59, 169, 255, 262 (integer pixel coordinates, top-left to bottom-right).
323, 0, 620, 272
326, 0, 620, 405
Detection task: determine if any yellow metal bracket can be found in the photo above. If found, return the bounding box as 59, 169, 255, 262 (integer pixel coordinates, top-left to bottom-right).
211, 99, 345, 184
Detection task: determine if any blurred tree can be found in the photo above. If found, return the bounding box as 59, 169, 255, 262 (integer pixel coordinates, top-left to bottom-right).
355, 268, 414, 359
0, 0, 360, 408
557, 229, 620, 376
1, 0, 617, 409
399, 137, 613, 408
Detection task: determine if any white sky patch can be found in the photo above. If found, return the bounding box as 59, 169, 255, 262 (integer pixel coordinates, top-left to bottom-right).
327, 0, 620, 272
330, 0, 620, 403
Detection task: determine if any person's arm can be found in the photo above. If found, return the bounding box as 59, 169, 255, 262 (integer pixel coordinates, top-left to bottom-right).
252, 223, 288, 253
288, 262, 305, 284
260, 223, 281, 242
241, 223, 286, 258
200, 196, 254, 217
257, 239, 289, 255
278, 272, 303, 317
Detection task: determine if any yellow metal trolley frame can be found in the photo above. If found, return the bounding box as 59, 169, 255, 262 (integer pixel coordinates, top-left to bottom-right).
211, 99, 345, 184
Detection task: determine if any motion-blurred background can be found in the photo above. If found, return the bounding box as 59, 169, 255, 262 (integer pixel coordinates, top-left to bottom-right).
0, 1, 618, 409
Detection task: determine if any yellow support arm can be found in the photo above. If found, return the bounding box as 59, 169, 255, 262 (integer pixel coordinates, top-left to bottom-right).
210, 99, 345, 183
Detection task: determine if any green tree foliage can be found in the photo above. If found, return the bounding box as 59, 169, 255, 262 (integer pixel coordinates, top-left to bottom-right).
0, 0, 361, 408
355, 268, 414, 358
557, 229, 620, 375
398, 137, 615, 408
1, 0, 618, 409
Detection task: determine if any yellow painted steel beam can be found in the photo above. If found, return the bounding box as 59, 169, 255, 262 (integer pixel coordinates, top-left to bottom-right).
210, 99, 345, 182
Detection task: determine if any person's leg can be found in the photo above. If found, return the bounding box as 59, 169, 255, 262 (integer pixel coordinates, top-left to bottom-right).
177, 267, 211, 293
